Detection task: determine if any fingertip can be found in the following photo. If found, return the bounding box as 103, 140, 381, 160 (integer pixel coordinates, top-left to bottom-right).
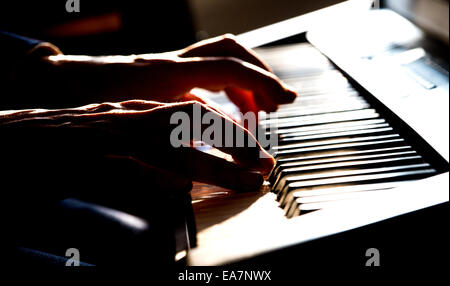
286, 89, 298, 101
258, 151, 276, 175
278, 83, 297, 102
254, 93, 279, 113
262, 104, 279, 113
274, 89, 297, 105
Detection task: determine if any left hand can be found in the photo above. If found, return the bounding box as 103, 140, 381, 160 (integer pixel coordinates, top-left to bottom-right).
13, 34, 297, 113
0, 100, 274, 201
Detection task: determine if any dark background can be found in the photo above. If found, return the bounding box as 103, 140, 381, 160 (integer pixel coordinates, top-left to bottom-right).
0, 0, 197, 55
0, 0, 343, 55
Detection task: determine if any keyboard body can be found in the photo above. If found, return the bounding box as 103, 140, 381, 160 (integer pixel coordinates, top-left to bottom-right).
186, 9, 449, 268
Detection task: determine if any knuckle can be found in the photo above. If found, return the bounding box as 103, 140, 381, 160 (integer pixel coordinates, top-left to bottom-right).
177, 100, 206, 112
190, 101, 208, 110
87, 103, 117, 113
220, 56, 243, 67
221, 33, 238, 44
120, 100, 145, 109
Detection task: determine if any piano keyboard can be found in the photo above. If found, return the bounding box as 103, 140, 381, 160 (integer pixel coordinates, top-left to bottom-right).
187, 42, 448, 267
256, 43, 438, 218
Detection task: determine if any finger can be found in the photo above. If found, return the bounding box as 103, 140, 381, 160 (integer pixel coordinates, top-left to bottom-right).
44, 112, 267, 191
180, 92, 238, 123
225, 86, 260, 116
73, 101, 274, 173
4, 101, 275, 174
65, 155, 193, 214
179, 34, 296, 112
132, 101, 276, 174
141, 147, 264, 192
176, 57, 296, 112
180, 34, 273, 72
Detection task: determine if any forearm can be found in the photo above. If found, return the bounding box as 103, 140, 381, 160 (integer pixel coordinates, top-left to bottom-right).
1, 33, 296, 111
2, 52, 183, 110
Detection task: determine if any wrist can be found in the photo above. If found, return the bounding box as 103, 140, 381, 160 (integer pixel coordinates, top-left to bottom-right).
47, 54, 137, 64
134, 50, 182, 63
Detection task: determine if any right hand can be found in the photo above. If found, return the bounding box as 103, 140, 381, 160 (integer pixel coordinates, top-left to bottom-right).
0, 100, 275, 205
12, 34, 297, 112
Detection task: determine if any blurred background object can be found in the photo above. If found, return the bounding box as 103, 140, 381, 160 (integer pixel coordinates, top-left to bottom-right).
188, 0, 343, 39
1, 0, 447, 55
0, 0, 196, 54
0, 0, 344, 55
385, 0, 449, 43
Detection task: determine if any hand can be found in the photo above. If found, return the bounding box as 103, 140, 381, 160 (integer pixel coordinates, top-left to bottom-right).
0, 100, 274, 204
11, 35, 297, 112
177, 34, 287, 115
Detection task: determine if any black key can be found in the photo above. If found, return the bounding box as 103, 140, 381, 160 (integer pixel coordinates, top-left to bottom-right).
270, 146, 414, 182
274, 138, 406, 160
278, 122, 389, 139
278, 163, 431, 207
262, 109, 379, 130
278, 127, 394, 145
270, 149, 417, 184
284, 170, 436, 217
274, 134, 400, 151
274, 103, 370, 119
273, 119, 387, 136
274, 156, 424, 198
